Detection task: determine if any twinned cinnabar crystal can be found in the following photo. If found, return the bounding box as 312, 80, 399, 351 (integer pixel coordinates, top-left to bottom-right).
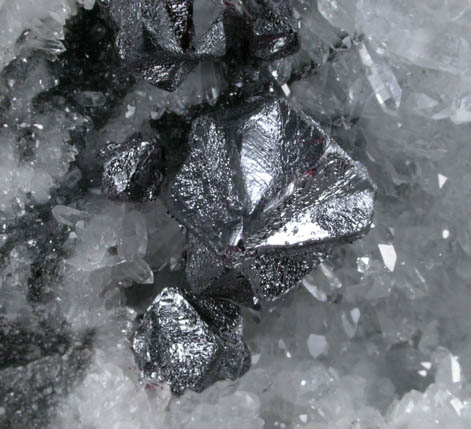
169, 96, 375, 302
132, 287, 250, 394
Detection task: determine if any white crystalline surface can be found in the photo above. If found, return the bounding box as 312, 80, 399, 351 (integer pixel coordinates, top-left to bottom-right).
51, 197, 185, 330
0, 0, 94, 223
0, 0, 94, 71
2, 0, 471, 428
314, 0, 471, 124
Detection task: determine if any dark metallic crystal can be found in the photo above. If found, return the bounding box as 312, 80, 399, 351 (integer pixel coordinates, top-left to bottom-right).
186, 233, 259, 308
244, 0, 300, 60
101, 134, 163, 201
168, 96, 376, 302
100, 0, 228, 91
132, 287, 250, 394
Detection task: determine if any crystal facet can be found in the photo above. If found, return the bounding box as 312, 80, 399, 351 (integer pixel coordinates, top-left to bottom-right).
101, 134, 163, 201
244, 0, 300, 60
169, 96, 375, 302
101, 0, 228, 91
132, 287, 250, 394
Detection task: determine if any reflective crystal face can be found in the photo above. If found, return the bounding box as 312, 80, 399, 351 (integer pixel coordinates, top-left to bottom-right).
101, 0, 227, 90
132, 287, 250, 394
101, 134, 163, 201
100, 0, 300, 91
169, 97, 376, 301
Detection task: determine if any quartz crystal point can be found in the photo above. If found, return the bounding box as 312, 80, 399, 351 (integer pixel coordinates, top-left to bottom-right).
169, 96, 375, 302
243, 0, 300, 61
101, 134, 163, 201
132, 287, 250, 394
100, 0, 228, 91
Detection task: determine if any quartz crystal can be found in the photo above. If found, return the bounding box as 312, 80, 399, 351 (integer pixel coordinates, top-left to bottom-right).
132, 287, 250, 394
169, 96, 375, 302
3, 0, 471, 428
0, 0, 88, 70
316, 0, 471, 124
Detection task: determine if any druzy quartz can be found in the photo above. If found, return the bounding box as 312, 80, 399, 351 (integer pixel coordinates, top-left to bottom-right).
4, 0, 471, 427
132, 287, 250, 394
169, 96, 376, 302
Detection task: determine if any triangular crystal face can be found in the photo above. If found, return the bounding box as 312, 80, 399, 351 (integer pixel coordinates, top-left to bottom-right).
133, 287, 250, 393
169, 97, 375, 302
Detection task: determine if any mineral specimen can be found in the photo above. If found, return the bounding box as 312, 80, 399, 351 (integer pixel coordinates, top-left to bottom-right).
132, 287, 250, 394
244, 0, 300, 61
100, 0, 301, 92
169, 96, 375, 302
100, 0, 228, 91
185, 233, 259, 307
101, 134, 163, 201
0, 318, 93, 429
7, 0, 471, 427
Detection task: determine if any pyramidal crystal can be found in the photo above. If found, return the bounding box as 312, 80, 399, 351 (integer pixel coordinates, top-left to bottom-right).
169, 96, 375, 302
99, 0, 228, 91
100, 133, 164, 202
132, 287, 250, 394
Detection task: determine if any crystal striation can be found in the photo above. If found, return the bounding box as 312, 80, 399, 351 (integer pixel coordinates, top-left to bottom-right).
8, 1, 471, 426
101, 134, 163, 201
100, 0, 228, 91
132, 287, 250, 394
169, 96, 376, 302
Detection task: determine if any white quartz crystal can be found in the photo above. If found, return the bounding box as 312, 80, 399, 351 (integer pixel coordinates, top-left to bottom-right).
2, 0, 471, 428
52, 198, 185, 330
0, 1, 94, 70
314, 0, 471, 124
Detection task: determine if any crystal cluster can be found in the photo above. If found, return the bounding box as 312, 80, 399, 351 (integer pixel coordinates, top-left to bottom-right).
99, 0, 374, 396
101, 134, 163, 201
169, 96, 375, 302
99, 0, 227, 90
99, 0, 302, 92
2, 0, 471, 428
119, 0, 374, 391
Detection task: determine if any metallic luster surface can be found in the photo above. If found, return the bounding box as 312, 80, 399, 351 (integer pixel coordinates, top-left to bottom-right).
185, 232, 226, 293
243, 0, 300, 60
100, 0, 227, 91
132, 287, 250, 394
168, 96, 376, 302
101, 134, 163, 201
186, 233, 259, 308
